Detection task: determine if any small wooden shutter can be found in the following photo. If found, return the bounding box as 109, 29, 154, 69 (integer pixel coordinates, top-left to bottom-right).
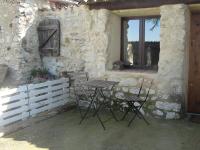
38, 19, 60, 56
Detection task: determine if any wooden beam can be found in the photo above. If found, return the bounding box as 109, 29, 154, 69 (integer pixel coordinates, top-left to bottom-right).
49, 0, 80, 5
89, 0, 200, 10
113, 7, 160, 17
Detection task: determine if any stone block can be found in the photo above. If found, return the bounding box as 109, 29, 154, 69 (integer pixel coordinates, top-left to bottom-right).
155, 101, 181, 112
115, 92, 125, 100
129, 88, 144, 95
160, 94, 169, 100
140, 97, 146, 100
115, 87, 121, 92
148, 89, 156, 95
122, 87, 129, 93
166, 112, 180, 119
148, 105, 155, 110
119, 78, 138, 86
153, 110, 164, 116
151, 96, 157, 101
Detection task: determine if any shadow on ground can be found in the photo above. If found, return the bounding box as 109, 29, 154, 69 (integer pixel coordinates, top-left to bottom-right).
0, 109, 200, 150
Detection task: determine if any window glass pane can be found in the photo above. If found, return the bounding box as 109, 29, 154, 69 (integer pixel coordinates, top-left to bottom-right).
144, 18, 160, 70
123, 19, 139, 67
128, 20, 139, 41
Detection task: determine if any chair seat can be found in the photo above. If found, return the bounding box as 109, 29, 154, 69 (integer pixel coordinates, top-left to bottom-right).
76, 90, 95, 97
124, 94, 144, 102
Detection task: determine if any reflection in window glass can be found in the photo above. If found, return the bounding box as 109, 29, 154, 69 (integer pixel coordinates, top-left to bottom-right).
144, 19, 160, 70
123, 20, 139, 66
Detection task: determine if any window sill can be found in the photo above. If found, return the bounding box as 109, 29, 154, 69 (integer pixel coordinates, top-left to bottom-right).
105, 69, 158, 77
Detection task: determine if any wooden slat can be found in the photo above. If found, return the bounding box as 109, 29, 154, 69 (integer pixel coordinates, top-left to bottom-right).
29, 88, 49, 97
50, 78, 69, 85
0, 93, 27, 104
29, 94, 49, 103
51, 100, 67, 109
89, 0, 200, 10
0, 86, 27, 97
52, 88, 68, 96
1, 106, 28, 119
51, 94, 68, 103
28, 81, 51, 90
38, 25, 58, 30
29, 100, 50, 109
28, 84, 68, 97
28, 89, 69, 103
0, 113, 29, 126
0, 99, 28, 111
50, 84, 69, 91
30, 105, 49, 116
28, 78, 68, 90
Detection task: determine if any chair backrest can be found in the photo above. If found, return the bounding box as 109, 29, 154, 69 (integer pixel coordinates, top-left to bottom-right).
144, 80, 153, 101
137, 78, 144, 97
67, 71, 89, 86
66, 71, 89, 97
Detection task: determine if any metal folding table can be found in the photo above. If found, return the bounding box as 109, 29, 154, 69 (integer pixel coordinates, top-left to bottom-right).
79, 80, 119, 130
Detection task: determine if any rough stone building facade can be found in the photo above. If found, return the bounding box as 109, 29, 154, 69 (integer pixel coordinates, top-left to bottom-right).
0, 0, 198, 119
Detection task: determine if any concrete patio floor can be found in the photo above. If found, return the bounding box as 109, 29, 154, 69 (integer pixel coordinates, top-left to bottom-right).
0, 110, 199, 150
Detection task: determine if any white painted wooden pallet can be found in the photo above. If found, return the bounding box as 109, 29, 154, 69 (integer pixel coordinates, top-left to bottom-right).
0, 86, 29, 126
0, 78, 69, 127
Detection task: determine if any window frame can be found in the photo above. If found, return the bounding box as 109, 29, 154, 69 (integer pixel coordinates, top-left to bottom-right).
120, 15, 161, 70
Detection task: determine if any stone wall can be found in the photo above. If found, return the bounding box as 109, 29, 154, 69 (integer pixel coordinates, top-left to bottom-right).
0, 0, 191, 119
0, 2, 21, 86
0, 1, 42, 87
0, 0, 120, 85
40, 5, 121, 77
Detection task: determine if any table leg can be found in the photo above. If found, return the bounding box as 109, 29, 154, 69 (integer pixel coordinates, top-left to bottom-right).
99, 88, 119, 121
128, 113, 137, 127
96, 112, 106, 130
79, 88, 98, 124
121, 105, 131, 121
110, 109, 118, 121
79, 98, 95, 124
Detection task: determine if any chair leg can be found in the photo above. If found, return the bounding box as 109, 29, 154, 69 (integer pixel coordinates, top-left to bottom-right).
121, 106, 131, 121
75, 95, 83, 118
96, 112, 106, 130
110, 108, 118, 121
137, 110, 150, 125
93, 102, 103, 117
128, 113, 137, 127
77, 104, 83, 118
79, 99, 94, 124
132, 108, 142, 119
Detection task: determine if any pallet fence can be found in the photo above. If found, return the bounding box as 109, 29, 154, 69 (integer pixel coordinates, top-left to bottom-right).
0, 78, 69, 127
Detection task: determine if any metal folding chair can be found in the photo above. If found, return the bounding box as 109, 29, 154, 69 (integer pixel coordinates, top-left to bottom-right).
73, 81, 96, 119
121, 78, 144, 120
122, 79, 153, 127
67, 71, 92, 118
66, 71, 89, 86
